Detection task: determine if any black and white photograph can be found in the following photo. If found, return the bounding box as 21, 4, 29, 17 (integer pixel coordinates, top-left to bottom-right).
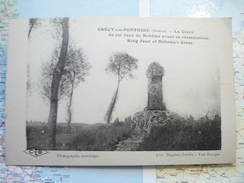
26, 17, 222, 151
6, 17, 235, 166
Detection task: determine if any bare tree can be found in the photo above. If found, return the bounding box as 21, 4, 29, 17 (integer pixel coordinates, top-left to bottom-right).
64, 47, 90, 133
27, 18, 43, 103
47, 17, 69, 150
105, 51, 138, 123
40, 46, 90, 134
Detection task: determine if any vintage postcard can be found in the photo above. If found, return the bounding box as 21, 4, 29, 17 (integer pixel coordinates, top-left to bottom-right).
5, 17, 235, 166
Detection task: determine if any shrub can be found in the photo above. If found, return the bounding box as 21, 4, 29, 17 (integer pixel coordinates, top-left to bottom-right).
138, 113, 221, 151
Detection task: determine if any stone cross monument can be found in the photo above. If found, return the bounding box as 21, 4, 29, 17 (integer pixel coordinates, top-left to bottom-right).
131, 62, 171, 139
146, 62, 165, 110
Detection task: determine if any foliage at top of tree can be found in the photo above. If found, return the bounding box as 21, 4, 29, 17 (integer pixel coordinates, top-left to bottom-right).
105, 51, 138, 82
39, 46, 90, 102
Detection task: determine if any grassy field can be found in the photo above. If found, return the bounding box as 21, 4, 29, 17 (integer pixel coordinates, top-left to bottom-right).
26, 121, 132, 151
26, 113, 221, 151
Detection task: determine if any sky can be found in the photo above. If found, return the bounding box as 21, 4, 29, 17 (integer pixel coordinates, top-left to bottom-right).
26, 17, 224, 124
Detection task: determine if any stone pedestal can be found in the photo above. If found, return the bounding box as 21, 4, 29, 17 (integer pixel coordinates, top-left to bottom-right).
132, 110, 172, 137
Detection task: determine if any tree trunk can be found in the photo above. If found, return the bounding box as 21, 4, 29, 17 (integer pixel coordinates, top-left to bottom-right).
28, 20, 34, 38
105, 80, 120, 123
28, 23, 33, 38
28, 18, 37, 38
47, 18, 69, 150
67, 76, 75, 133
